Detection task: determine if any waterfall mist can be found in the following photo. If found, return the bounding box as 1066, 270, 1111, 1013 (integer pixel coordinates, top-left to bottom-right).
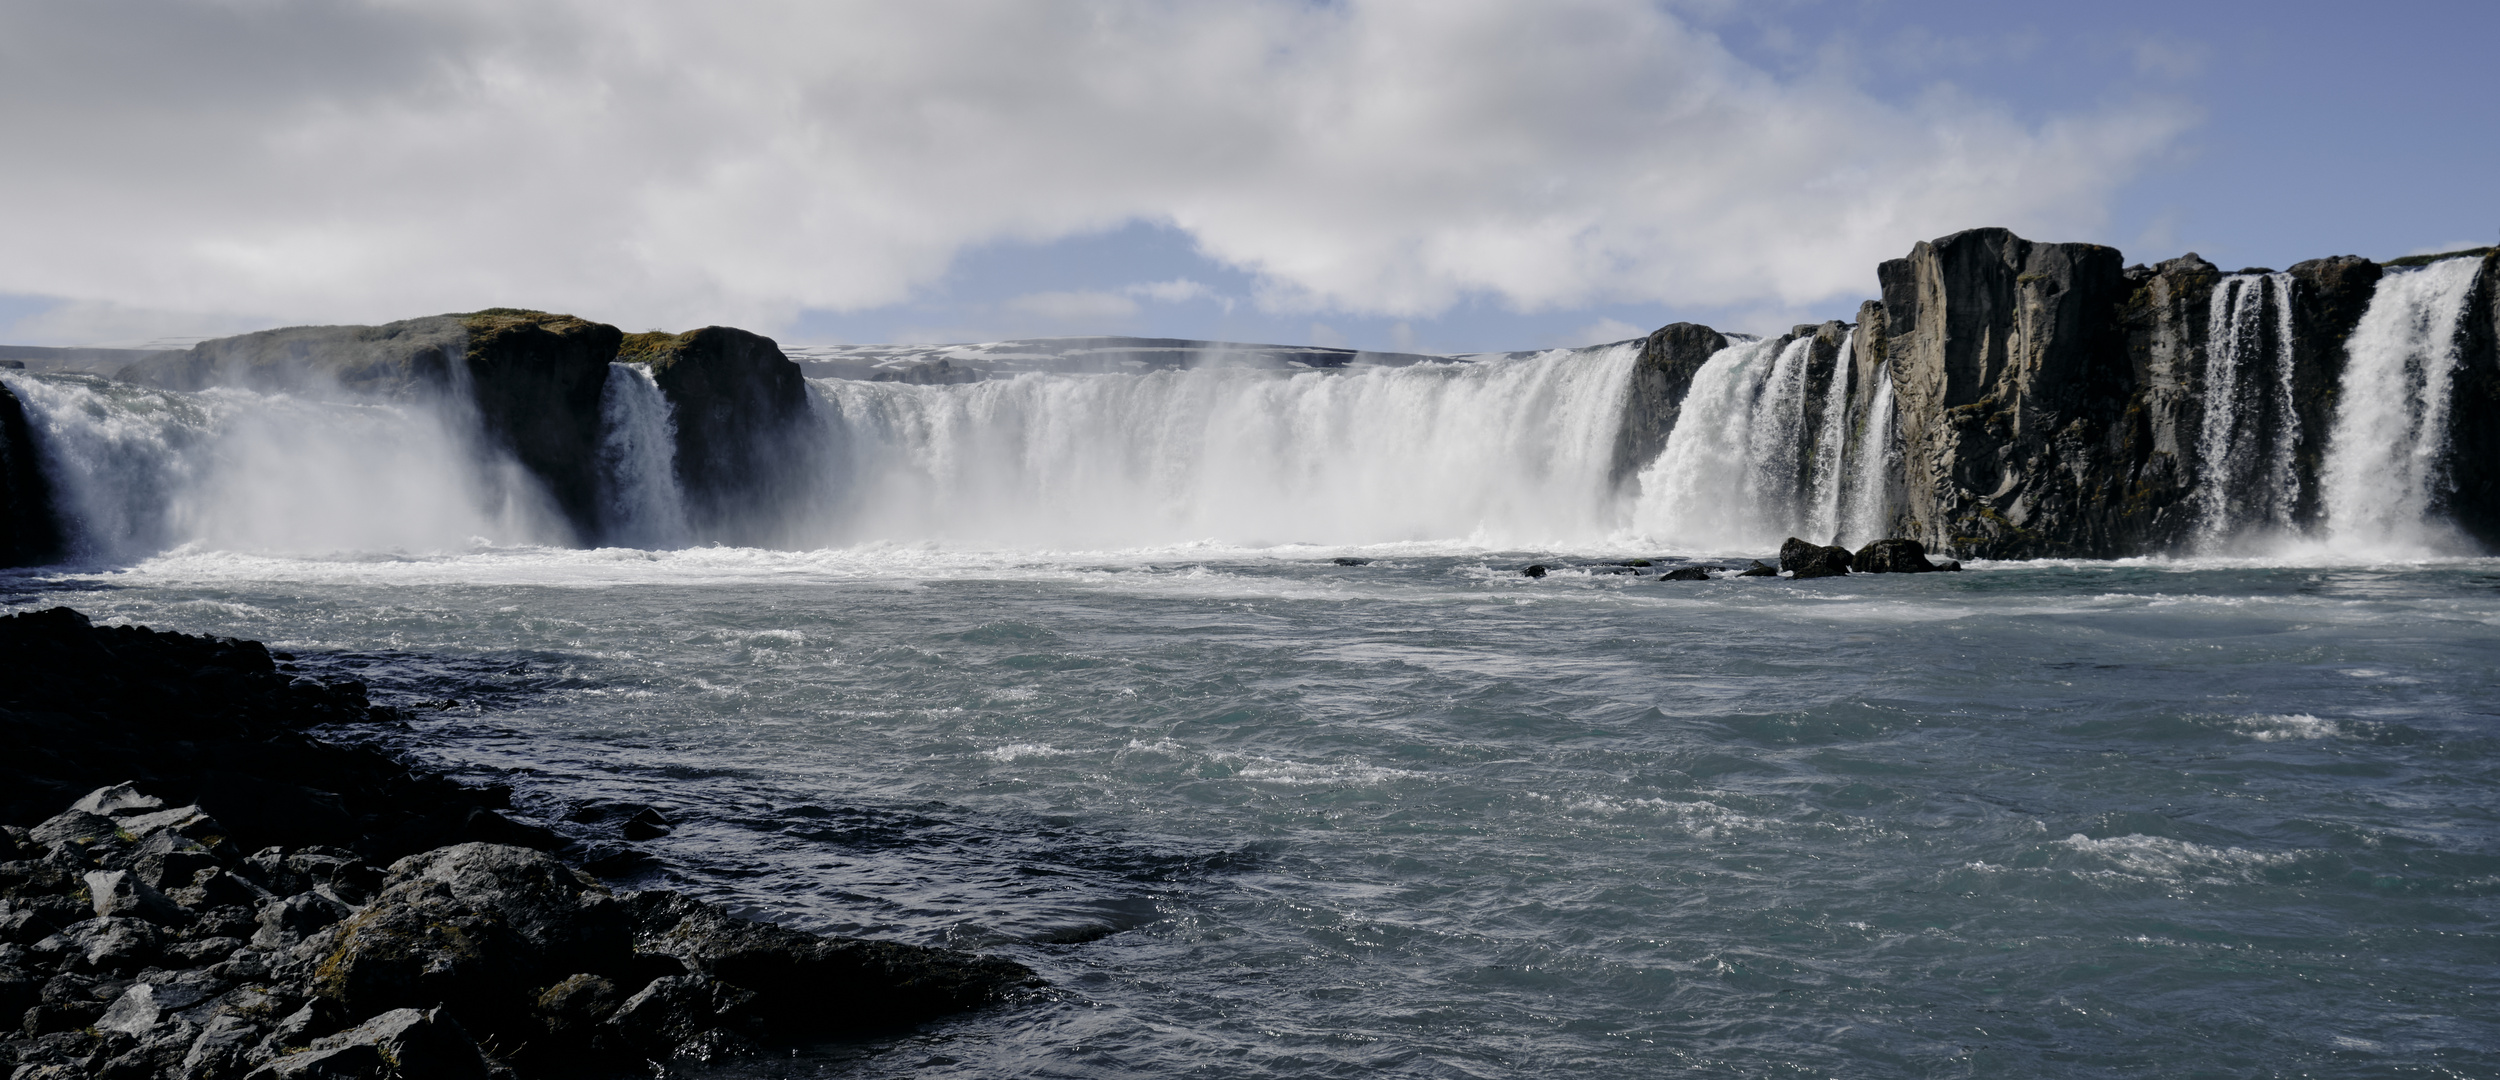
2, 372, 566, 562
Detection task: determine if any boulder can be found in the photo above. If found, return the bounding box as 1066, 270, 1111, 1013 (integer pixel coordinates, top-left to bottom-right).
1851, 538, 1941, 573
1658, 566, 1710, 581
371, 844, 629, 974
1736, 560, 1779, 577
304, 1008, 489, 1080
1521, 564, 1548, 579
83, 870, 187, 924
1778, 537, 1851, 579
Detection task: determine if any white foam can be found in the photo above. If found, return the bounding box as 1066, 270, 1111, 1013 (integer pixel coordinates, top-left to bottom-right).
2233, 714, 2343, 741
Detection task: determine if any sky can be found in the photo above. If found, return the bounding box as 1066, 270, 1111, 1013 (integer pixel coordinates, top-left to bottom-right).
0, 0, 2491, 354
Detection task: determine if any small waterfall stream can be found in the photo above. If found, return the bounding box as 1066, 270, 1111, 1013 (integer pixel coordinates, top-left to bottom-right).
1839, 360, 1896, 546
2319, 257, 2484, 551
595, 363, 691, 548
2194, 273, 2301, 547
1803, 329, 1856, 542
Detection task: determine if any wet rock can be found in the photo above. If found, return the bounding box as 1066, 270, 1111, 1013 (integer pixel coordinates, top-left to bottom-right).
619, 808, 672, 842
1737, 560, 1779, 577
1522, 564, 1548, 578
1852, 538, 1943, 573
304, 901, 527, 1021
1658, 566, 1710, 581
605, 974, 759, 1059
373, 844, 629, 974
1330, 557, 1371, 566
1779, 537, 1852, 579
531, 973, 622, 1042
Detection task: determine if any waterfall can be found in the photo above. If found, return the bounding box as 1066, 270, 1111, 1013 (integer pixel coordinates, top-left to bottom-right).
2193, 273, 2301, 547
1630, 335, 1828, 551
0, 372, 561, 562
802, 343, 1641, 549
2319, 257, 2484, 552
1803, 329, 1855, 543
1838, 361, 1896, 547
595, 363, 691, 548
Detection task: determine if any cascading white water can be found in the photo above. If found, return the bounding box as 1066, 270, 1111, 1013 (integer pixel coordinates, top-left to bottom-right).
803, 345, 1641, 549
1803, 329, 1855, 543
1630, 335, 1848, 552
2194, 273, 2301, 547
0, 373, 562, 562
2318, 257, 2484, 552
595, 363, 691, 548
1838, 361, 1896, 547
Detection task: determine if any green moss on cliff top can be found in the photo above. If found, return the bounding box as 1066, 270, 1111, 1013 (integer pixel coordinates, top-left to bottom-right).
616, 330, 690, 365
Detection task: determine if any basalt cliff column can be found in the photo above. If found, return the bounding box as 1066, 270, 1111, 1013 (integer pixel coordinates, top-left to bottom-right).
622, 326, 815, 544
0, 376, 67, 566
1872, 227, 2140, 557
113, 310, 622, 542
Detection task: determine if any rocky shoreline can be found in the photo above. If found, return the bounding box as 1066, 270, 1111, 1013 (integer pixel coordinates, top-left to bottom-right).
0, 608, 1037, 1079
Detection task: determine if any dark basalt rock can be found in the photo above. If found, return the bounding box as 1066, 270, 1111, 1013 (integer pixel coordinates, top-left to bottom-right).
0, 607, 529, 857
1779, 537, 1851, 579
2439, 252, 2500, 546
621, 327, 816, 545
1736, 560, 1778, 577
1852, 537, 1942, 573
1331, 557, 1372, 567
0, 377, 66, 567
1521, 564, 1548, 578
1658, 566, 1710, 581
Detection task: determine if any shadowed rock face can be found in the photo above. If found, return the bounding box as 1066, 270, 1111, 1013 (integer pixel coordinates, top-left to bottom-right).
622, 326, 814, 544
0, 378, 66, 567
2447, 252, 2500, 546
110, 310, 622, 544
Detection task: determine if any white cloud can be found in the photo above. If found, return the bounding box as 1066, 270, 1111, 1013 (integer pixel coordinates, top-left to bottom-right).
1571, 318, 1648, 346
1006, 290, 1140, 322
0, 0, 2193, 335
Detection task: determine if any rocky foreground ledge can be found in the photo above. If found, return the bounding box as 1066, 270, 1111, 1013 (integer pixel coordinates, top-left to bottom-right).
0, 608, 1037, 1079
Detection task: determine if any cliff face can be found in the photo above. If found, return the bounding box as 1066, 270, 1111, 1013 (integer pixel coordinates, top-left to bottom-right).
1870, 228, 2140, 557
0, 377, 66, 567
622, 326, 815, 544
115, 311, 621, 543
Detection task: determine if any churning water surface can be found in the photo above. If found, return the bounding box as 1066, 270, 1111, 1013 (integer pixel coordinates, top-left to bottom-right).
10, 546, 2497, 1078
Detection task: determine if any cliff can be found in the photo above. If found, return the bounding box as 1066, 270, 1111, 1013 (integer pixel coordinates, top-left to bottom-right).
619, 327, 815, 545
0, 378, 67, 567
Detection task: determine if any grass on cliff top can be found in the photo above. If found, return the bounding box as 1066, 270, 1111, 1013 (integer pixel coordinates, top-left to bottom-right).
617, 330, 690, 364
2385, 247, 2497, 268
459, 308, 605, 336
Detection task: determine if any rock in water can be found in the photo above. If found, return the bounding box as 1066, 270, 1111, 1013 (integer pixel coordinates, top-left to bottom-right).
1522, 564, 1548, 578
1852, 538, 1941, 573
1778, 537, 1852, 579
1737, 560, 1779, 577
1658, 566, 1710, 581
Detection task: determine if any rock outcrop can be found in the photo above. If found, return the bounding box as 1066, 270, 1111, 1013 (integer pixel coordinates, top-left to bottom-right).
112, 311, 622, 543
0, 377, 66, 567
1851, 537, 1955, 573
1614, 322, 1730, 487
621, 327, 816, 545
2437, 251, 2500, 544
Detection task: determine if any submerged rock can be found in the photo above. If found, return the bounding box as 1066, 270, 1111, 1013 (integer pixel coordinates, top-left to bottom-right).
1658, 566, 1710, 581
1522, 564, 1548, 578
